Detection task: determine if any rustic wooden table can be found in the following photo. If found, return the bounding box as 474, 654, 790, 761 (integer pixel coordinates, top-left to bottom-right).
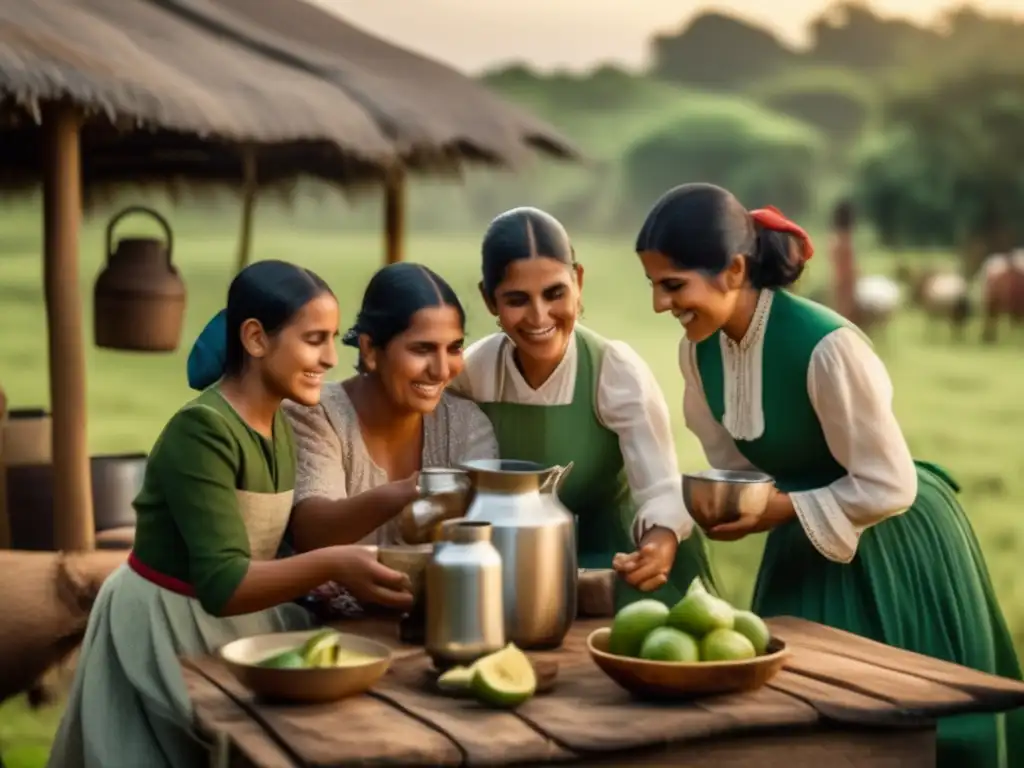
183, 616, 1024, 768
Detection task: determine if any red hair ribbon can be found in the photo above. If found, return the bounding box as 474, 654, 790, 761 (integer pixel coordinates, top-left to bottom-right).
750, 206, 814, 263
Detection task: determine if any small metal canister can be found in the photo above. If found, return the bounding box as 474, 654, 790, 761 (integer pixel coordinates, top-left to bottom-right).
425, 519, 505, 668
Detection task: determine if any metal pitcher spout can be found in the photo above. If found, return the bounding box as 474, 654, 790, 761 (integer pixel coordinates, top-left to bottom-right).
539, 461, 574, 495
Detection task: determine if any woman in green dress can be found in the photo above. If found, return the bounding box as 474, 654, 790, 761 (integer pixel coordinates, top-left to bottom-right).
634, 182, 1023, 768
47, 260, 413, 768
451, 207, 718, 609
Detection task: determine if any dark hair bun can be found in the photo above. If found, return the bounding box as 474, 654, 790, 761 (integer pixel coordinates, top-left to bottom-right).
346, 262, 465, 373
481, 207, 574, 298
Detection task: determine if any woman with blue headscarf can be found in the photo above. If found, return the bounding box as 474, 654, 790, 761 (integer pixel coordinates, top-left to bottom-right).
47, 261, 413, 768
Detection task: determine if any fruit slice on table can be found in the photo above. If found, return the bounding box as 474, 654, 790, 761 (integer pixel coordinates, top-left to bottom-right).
259, 649, 307, 669
668, 592, 735, 637
701, 628, 757, 662
471, 644, 537, 708
301, 629, 341, 668
437, 665, 476, 693
608, 599, 670, 657
732, 610, 770, 655
639, 627, 700, 662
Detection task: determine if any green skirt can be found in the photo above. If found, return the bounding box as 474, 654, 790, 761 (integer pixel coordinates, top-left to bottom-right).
46, 565, 311, 768
754, 462, 1023, 768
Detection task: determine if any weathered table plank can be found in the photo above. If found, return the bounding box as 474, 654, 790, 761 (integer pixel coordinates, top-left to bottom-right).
186, 656, 463, 767
185, 668, 295, 768
371, 653, 571, 765
512, 656, 818, 754
771, 615, 1024, 705
183, 616, 1024, 768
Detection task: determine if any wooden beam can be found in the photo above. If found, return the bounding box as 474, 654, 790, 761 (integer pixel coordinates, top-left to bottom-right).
42, 103, 94, 552
0, 385, 9, 549
235, 148, 257, 275
384, 168, 406, 265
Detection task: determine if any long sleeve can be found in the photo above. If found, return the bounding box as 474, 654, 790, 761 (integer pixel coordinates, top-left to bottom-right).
153, 405, 250, 616
678, 337, 757, 472
595, 341, 694, 543
790, 328, 918, 563
283, 399, 348, 504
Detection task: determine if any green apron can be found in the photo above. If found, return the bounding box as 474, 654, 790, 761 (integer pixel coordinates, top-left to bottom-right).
478, 326, 718, 610
696, 290, 1023, 768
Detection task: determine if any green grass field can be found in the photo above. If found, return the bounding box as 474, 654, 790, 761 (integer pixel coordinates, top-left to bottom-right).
2, 205, 1024, 765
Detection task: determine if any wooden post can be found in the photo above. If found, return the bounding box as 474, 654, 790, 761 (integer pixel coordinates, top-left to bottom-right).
384, 167, 406, 264
42, 103, 94, 552
235, 148, 257, 274
830, 201, 857, 322
0, 384, 9, 549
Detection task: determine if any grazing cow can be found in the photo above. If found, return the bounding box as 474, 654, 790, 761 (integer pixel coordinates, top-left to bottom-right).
807, 275, 902, 341
853, 274, 902, 339
895, 264, 972, 341
980, 251, 1024, 343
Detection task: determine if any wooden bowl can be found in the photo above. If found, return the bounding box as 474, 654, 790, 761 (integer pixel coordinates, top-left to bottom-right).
586, 627, 789, 699
220, 630, 392, 704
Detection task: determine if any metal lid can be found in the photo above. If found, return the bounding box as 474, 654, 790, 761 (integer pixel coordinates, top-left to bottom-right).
440, 518, 492, 543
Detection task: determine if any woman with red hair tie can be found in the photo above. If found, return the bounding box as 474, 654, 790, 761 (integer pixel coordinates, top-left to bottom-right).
633, 182, 1021, 768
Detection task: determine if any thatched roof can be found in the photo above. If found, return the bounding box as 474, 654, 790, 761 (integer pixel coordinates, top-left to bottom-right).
194, 0, 581, 167
0, 0, 580, 197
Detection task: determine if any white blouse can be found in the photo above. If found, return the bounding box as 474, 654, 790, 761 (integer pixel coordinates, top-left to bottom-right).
679, 290, 918, 564
450, 330, 694, 544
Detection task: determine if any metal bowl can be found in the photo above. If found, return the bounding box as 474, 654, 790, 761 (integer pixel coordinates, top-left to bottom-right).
682, 469, 775, 530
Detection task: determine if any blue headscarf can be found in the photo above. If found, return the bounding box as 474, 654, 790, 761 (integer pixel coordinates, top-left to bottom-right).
186, 309, 228, 391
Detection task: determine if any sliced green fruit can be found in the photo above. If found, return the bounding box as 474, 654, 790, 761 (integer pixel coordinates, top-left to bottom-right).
701, 628, 757, 662
732, 610, 771, 655
437, 665, 475, 693
639, 627, 700, 662
333, 648, 378, 667
470, 644, 536, 708
667, 592, 735, 638
259, 649, 306, 669
300, 629, 340, 667
608, 599, 670, 657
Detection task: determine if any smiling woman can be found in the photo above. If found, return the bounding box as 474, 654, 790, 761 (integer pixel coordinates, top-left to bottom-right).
450, 207, 719, 611
47, 261, 416, 768
635, 182, 1024, 768
283, 262, 498, 619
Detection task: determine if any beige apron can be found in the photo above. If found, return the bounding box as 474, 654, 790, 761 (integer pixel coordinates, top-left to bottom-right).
47, 490, 312, 768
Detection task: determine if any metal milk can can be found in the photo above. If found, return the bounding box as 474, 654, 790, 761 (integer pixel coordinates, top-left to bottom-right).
425, 519, 505, 668
460, 459, 577, 650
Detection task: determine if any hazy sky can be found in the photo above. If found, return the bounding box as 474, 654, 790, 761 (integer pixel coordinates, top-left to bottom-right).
315, 0, 1023, 73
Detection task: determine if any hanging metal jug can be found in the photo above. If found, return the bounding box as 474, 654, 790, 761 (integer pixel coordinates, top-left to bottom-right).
94, 206, 186, 352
